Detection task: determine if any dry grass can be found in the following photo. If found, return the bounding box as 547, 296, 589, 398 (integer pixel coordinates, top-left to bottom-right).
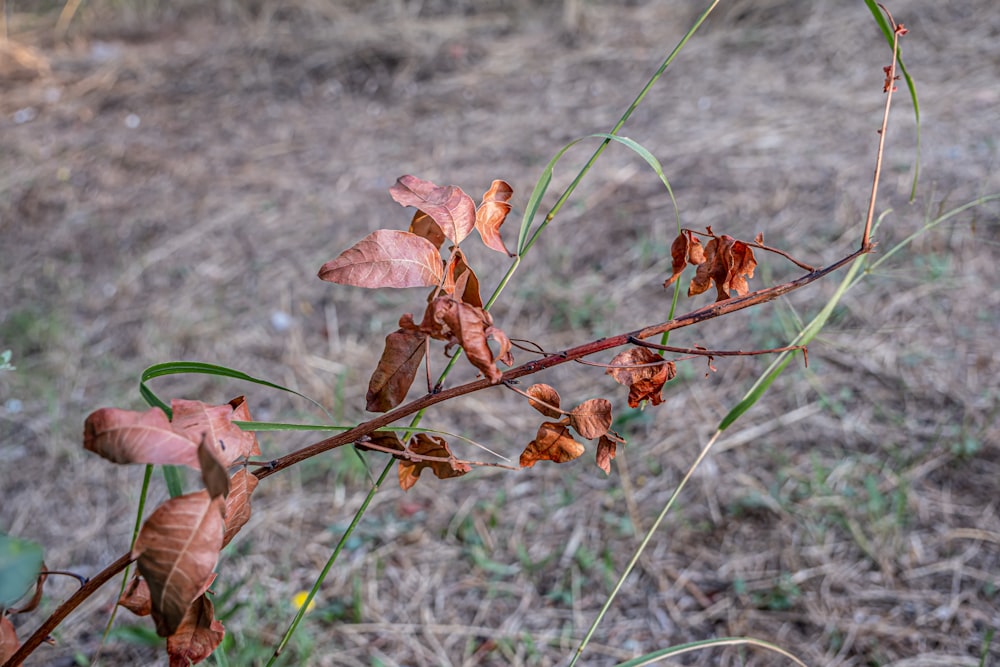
1, 0, 999, 665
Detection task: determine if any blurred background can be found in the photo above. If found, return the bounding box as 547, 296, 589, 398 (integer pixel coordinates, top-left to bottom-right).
1, 0, 998, 664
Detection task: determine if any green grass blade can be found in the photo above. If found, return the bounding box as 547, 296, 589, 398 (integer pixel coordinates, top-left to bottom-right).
614, 636, 808, 667
516, 138, 582, 255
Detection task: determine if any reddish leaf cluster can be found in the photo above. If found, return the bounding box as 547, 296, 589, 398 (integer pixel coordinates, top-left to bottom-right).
357, 431, 471, 491
606, 347, 677, 408
664, 228, 758, 301
84, 397, 264, 666
519, 383, 622, 474
319, 175, 517, 413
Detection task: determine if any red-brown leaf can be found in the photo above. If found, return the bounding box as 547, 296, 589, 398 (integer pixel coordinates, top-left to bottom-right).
84, 407, 200, 468
595, 435, 618, 475
475, 179, 514, 256
172, 399, 255, 469
663, 232, 689, 288
133, 490, 225, 637
318, 229, 444, 289
606, 347, 676, 408
569, 398, 613, 439
398, 434, 471, 491
166, 593, 225, 667
409, 210, 446, 250
390, 175, 477, 246
228, 396, 262, 459
526, 383, 563, 419
441, 249, 483, 307
725, 240, 757, 296
0, 616, 19, 662
119, 575, 152, 617
366, 328, 428, 412
519, 422, 585, 468
222, 469, 259, 548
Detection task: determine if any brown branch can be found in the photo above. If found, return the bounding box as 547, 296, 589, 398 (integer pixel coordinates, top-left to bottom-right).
626, 336, 807, 360
353, 440, 519, 471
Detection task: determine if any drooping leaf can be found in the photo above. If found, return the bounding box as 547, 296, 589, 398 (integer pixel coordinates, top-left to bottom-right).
475, 179, 514, 255
526, 383, 563, 419
725, 240, 757, 297
84, 407, 200, 469
227, 396, 262, 459
133, 490, 225, 637
119, 575, 152, 617
165, 593, 225, 667
0, 533, 43, 609
595, 435, 618, 475
408, 210, 446, 250
663, 230, 705, 289
606, 347, 676, 408
398, 434, 471, 491
366, 328, 428, 412
441, 249, 483, 307
197, 438, 230, 500
355, 430, 406, 455
221, 469, 259, 548
0, 616, 18, 662
389, 175, 477, 245
568, 398, 613, 439
687, 234, 756, 301
519, 422, 585, 468
318, 229, 444, 289
400, 297, 512, 384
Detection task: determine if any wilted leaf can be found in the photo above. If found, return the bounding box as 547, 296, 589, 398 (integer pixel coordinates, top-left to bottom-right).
664, 231, 690, 288
318, 229, 444, 289
401, 297, 512, 384
569, 398, 613, 439
133, 491, 225, 637
221, 470, 259, 548
725, 240, 757, 297
172, 399, 255, 469
366, 328, 428, 412
84, 407, 200, 469
519, 422, 585, 468
166, 593, 225, 667
606, 347, 676, 408
390, 175, 477, 245
526, 383, 563, 418
595, 435, 618, 475
119, 575, 152, 617
409, 210, 446, 250
441, 249, 483, 308
687, 234, 755, 301
0, 616, 18, 662
197, 439, 230, 500
227, 397, 262, 459
398, 434, 471, 491
355, 430, 406, 455
475, 179, 514, 256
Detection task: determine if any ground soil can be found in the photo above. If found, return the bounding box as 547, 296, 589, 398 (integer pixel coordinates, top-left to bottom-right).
1, 1, 999, 665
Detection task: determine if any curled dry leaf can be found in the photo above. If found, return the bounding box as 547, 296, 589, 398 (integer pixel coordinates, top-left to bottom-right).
84, 407, 200, 469
595, 435, 619, 475
133, 490, 225, 637
441, 248, 483, 307
475, 179, 514, 256
0, 616, 18, 663
606, 347, 676, 408
526, 383, 563, 419
686, 234, 757, 301
664, 230, 706, 289
366, 328, 428, 413
222, 469, 259, 548
318, 229, 444, 289
401, 297, 512, 384
390, 175, 477, 246
355, 430, 406, 455
165, 593, 225, 667
398, 434, 471, 491
119, 575, 152, 617
519, 422, 585, 468
197, 438, 230, 500
172, 399, 256, 468
409, 210, 446, 250
568, 398, 613, 440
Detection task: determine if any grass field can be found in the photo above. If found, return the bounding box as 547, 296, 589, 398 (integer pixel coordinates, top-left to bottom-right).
2, 1, 999, 665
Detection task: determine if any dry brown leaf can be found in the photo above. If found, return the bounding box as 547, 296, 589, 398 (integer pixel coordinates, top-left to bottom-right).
526, 383, 563, 418
595, 435, 618, 475
606, 347, 676, 408
0, 616, 18, 662
475, 179, 514, 256
398, 434, 471, 491
519, 422, 585, 468
84, 407, 200, 469
171, 399, 256, 468
227, 397, 262, 459
119, 575, 152, 617
441, 249, 483, 307
165, 593, 225, 667
221, 469, 259, 548
366, 328, 428, 413
390, 175, 477, 245
318, 229, 444, 289
568, 398, 613, 439
409, 210, 446, 250
133, 490, 225, 637
664, 231, 690, 288
725, 240, 757, 296
197, 438, 230, 500
355, 430, 406, 455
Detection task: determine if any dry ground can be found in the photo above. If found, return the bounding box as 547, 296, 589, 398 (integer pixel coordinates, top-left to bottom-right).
2, 1, 999, 665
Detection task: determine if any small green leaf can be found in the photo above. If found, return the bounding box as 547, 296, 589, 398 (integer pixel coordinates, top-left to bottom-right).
0, 533, 44, 608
